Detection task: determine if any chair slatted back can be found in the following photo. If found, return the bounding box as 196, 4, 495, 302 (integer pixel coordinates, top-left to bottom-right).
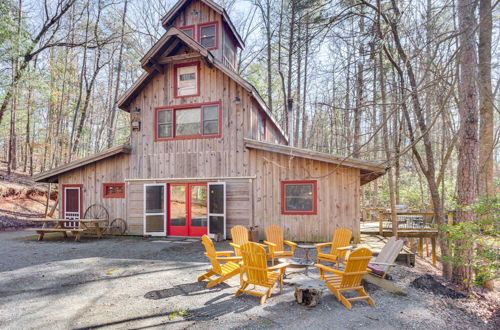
330, 228, 353, 258
340, 248, 372, 288
375, 237, 404, 273
265, 225, 284, 251
201, 235, 222, 274
240, 242, 269, 285
231, 225, 249, 256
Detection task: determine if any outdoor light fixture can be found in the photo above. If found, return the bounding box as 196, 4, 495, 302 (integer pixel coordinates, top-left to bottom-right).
131, 107, 141, 131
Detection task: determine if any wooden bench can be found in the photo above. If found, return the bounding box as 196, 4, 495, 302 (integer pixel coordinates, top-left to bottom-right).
26, 228, 85, 242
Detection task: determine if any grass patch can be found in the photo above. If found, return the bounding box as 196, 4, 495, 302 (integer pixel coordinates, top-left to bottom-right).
168, 309, 189, 320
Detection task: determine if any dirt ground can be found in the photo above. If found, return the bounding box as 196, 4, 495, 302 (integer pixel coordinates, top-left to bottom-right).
0, 231, 497, 330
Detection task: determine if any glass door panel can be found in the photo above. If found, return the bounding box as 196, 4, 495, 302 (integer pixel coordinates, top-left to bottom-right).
189, 184, 208, 236
208, 182, 226, 239
169, 184, 188, 236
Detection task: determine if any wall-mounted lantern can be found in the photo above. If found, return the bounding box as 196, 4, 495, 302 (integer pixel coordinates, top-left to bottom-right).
131, 107, 141, 131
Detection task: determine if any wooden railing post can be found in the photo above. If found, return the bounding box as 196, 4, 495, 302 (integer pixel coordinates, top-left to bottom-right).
378, 212, 383, 235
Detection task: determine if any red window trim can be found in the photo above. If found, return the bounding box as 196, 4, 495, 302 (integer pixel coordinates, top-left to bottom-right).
180, 24, 195, 39
281, 180, 318, 215
197, 21, 219, 50
62, 184, 84, 219
173, 61, 201, 98
103, 183, 125, 198
154, 101, 222, 141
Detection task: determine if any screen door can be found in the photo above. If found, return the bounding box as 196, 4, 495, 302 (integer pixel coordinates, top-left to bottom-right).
144, 184, 166, 236
207, 182, 226, 239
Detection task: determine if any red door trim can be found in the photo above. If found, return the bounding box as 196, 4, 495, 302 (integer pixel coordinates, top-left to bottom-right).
62, 184, 83, 219
167, 183, 208, 237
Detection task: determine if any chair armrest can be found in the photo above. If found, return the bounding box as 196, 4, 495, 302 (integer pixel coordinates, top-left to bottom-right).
315, 263, 343, 275
370, 261, 397, 267
268, 263, 289, 271
284, 240, 297, 247
315, 242, 331, 253
263, 241, 276, 247
216, 256, 242, 262
229, 243, 240, 249
215, 251, 233, 256
337, 245, 353, 251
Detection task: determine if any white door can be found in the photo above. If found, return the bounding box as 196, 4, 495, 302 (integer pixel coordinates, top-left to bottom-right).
207, 182, 226, 239
144, 184, 167, 236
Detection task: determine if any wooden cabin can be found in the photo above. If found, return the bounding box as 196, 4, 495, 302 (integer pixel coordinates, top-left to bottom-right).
33, 0, 386, 242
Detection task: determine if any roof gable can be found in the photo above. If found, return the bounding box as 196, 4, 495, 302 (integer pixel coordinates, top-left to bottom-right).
161, 0, 244, 49
117, 27, 287, 142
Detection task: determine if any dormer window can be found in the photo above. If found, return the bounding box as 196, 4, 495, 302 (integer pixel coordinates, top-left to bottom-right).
198, 22, 218, 50
180, 25, 195, 39
174, 61, 200, 98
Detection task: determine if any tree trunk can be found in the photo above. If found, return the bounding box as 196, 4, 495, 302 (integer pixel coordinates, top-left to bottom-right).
478, 0, 493, 197
453, 0, 479, 289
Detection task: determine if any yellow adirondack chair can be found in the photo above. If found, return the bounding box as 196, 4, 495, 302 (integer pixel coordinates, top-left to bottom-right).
230, 225, 268, 256
315, 228, 353, 266
264, 225, 297, 265
229, 225, 249, 256
198, 235, 242, 288
316, 247, 375, 310
235, 242, 288, 304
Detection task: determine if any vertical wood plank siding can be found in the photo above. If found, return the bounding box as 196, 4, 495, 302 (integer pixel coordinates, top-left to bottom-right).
249, 149, 361, 242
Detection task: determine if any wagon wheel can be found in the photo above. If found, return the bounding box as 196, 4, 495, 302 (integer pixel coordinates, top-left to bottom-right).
109, 218, 127, 236
84, 204, 109, 226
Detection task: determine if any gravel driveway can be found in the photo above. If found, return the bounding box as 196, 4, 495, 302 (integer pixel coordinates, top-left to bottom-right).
0, 231, 491, 329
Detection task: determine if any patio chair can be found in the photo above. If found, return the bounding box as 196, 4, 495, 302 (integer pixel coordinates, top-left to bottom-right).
315, 228, 352, 266
198, 235, 242, 288
264, 225, 297, 265
230, 225, 268, 257
316, 248, 375, 310
235, 242, 288, 304
363, 237, 407, 295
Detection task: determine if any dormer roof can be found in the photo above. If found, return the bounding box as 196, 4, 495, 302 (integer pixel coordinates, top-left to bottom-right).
160, 0, 245, 49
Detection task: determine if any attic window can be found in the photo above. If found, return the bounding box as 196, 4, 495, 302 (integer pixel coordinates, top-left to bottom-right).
174, 62, 200, 98
198, 22, 218, 50
180, 25, 194, 39
258, 111, 266, 140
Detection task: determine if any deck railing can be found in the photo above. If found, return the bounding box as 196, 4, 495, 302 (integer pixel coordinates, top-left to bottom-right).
375, 211, 454, 235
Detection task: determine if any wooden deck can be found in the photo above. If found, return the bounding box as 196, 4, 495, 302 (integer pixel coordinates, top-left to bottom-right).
358, 234, 415, 266
360, 221, 438, 237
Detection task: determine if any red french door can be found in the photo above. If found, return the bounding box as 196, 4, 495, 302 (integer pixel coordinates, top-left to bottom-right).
168, 183, 208, 236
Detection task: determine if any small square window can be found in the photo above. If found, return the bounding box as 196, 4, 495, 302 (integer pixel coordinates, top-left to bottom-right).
103, 183, 125, 198
198, 22, 218, 49
281, 181, 317, 215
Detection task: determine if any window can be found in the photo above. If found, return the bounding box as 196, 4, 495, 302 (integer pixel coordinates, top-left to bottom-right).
223, 32, 235, 68
281, 180, 317, 215
103, 183, 125, 198
174, 62, 200, 98
155, 102, 221, 141
258, 111, 266, 140
180, 25, 195, 39
198, 22, 218, 49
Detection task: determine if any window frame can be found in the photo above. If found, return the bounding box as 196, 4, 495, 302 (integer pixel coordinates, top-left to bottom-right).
179, 24, 195, 39
154, 101, 222, 141
197, 21, 219, 50
173, 61, 201, 98
281, 180, 318, 215
103, 183, 125, 198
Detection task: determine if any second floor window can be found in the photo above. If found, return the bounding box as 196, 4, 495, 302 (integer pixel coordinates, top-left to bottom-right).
174, 62, 199, 97
155, 102, 221, 140
198, 22, 218, 49
180, 25, 194, 39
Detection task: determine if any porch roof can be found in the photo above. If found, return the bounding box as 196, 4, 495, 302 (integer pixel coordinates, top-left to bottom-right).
32, 144, 132, 183
244, 139, 387, 185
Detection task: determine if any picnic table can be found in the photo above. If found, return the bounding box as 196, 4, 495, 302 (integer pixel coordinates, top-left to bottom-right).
26, 218, 109, 242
